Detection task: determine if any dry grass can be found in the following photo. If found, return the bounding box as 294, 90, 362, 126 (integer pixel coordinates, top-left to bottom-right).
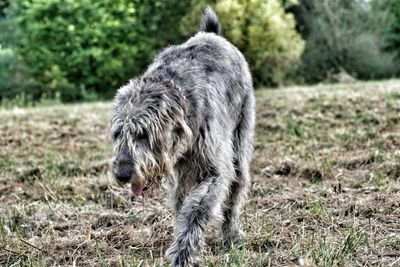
1, 80, 400, 266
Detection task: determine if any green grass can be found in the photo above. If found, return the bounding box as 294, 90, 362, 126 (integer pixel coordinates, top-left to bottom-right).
1, 80, 400, 266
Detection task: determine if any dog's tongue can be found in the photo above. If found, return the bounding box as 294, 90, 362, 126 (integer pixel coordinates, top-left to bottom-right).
131, 183, 143, 197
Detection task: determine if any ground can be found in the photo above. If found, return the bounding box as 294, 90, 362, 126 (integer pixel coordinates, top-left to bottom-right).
0, 80, 399, 267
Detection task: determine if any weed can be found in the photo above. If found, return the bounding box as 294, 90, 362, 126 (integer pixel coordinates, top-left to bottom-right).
308, 200, 330, 220
309, 226, 367, 267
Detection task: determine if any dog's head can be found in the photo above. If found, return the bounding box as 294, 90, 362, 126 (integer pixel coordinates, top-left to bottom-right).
110, 78, 192, 196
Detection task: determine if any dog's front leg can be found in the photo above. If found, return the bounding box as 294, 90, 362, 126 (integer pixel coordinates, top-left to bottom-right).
166, 176, 229, 267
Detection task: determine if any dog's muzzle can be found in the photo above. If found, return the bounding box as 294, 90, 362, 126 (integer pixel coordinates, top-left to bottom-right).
113, 160, 134, 183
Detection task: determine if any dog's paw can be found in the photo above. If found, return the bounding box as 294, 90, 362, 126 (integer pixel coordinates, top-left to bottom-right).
166, 244, 187, 267
166, 242, 198, 267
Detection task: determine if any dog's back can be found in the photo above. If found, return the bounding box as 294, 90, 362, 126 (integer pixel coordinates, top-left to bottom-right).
144, 8, 252, 121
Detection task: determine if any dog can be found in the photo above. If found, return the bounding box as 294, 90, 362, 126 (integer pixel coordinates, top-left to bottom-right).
110, 7, 255, 267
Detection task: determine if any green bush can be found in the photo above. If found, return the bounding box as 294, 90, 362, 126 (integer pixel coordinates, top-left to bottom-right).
387, 0, 400, 67
0, 2, 37, 101
291, 0, 397, 83
182, 0, 304, 87
0, 0, 9, 18
216, 0, 304, 86
0, 47, 38, 100
12, 0, 191, 101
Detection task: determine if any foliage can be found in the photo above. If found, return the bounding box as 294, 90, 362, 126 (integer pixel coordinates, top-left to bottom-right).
387, 0, 400, 63
182, 0, 304, 87
216, 0, 305, 86
0, 1, 37, 101
291, 0, 397, 83
3, 0, 400, 101
0, 47, 38, 100
12, 0, 191, 101
0, 0, 8, 18
280, 0, 298, 9
0, 0, 19, 48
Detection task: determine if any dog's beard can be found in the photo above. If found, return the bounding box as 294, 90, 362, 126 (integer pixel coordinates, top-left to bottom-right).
133, 152, 176, 197
131, 163, 160, 197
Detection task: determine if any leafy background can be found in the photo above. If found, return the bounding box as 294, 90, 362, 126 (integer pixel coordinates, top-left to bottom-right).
0, 0, 399, 102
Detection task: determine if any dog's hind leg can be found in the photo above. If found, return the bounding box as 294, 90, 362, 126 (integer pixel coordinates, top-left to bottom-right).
222, 93, 255, 249
166, 165, 233, 267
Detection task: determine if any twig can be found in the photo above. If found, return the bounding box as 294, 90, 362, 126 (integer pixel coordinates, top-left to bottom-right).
1, 246, 20, 255
1, 246, 30, 259
370, 247, 400, 257
20, 238, 49, 254
72, 240, 88, 257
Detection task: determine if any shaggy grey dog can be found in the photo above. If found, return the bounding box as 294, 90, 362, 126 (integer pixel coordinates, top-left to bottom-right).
111, 7, 255, 267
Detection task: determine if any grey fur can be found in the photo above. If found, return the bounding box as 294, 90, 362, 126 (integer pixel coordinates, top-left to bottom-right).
199, 6, 221, 35
111, 7, 255, 267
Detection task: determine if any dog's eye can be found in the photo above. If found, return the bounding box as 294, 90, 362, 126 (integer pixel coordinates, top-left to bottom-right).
136, 132, 148, 141
112, 130, 121, 140
175, 127, 184, 137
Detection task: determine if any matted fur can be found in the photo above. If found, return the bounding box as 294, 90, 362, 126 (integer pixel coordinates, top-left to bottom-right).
111, 7, 255, 267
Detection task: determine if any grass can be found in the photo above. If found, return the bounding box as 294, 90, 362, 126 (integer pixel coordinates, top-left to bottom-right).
1, 80, 400, 266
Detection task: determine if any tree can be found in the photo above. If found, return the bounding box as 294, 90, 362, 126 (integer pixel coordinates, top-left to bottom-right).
290, 0, 397, 82
387, 0, 400, 66
0, 0, 36, 101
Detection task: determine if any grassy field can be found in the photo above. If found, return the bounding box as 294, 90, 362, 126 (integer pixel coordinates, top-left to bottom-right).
1, 80, 400, 266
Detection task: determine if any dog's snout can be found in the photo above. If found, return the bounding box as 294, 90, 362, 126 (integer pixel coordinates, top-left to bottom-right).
115, 170, 132, 183
113, 161, 134, 183
113, 143, 135, 183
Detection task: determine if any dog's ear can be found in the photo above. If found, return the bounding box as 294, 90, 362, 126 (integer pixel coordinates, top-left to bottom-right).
111, 79, 141, 132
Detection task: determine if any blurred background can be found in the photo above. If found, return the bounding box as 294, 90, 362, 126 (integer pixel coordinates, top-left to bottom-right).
0, 0, 399, 103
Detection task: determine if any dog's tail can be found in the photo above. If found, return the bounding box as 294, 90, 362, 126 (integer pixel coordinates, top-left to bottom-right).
199, 6, 221, 35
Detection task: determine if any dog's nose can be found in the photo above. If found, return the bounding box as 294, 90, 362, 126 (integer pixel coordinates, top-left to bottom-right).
115, 171, 132, 183
114, 162, 134, 183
